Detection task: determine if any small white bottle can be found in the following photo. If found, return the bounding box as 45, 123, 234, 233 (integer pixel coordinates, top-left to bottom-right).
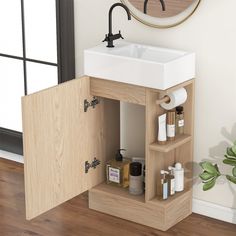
174, 163, 184, 192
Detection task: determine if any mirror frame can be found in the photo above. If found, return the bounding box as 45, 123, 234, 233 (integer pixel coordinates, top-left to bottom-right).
120, 0, 201, 28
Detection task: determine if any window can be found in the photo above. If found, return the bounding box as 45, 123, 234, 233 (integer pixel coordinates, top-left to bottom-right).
0, 0, 75, 154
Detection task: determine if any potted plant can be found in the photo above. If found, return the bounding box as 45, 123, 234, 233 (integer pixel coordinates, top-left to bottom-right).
199, 141, 236, 191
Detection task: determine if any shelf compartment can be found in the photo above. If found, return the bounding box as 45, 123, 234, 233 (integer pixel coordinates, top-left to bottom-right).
89, 183, 192, 231
90, 182, 145, 203
149, 189, 191, 207
149, 134, 192, 153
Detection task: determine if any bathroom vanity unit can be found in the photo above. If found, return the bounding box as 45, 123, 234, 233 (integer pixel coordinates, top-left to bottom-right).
22, 76, 194, 231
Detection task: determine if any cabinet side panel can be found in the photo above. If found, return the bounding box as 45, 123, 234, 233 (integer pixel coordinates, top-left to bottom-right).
103, 99, 120, 163
145, 89, 165, 201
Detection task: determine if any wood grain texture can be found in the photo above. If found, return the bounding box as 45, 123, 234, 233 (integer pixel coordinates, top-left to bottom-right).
149, 134, 192, 152
22, 76, 120, 219
129, 0, 196, 18
145, 89, 164, 201
1, 158, 236, 236
89, 183, 192, 231
142, 80, 195, 229
89, 184, 166, 231
90, 77, 146, 106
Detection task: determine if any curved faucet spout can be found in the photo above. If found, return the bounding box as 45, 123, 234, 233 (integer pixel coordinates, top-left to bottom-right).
109, 3, 131, 36
144, 0, 166, 14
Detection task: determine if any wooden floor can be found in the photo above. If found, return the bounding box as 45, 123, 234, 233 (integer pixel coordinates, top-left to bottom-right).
0, 158, 236, 236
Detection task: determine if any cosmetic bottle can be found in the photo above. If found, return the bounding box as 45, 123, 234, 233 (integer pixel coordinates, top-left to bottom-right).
167, 111, 176, 141
174, 163, 184, 192
160, 170, 169, 200
129, 162, 143, 195
131, 157, 145, 175
176, 106, 184, 135
131, 157, 145, 190
168, 166, 176, 196
158, 114, 167, 145
106, 149, 130, 188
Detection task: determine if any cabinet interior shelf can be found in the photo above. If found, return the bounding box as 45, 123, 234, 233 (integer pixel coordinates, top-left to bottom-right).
149, 189, 192, 207
149, 134, 192, 153
91, 182, 145, 203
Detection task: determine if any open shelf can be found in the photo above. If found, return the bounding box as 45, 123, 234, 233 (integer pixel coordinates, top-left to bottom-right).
91, 182, 145, 203
149, 134, 192, 153
149, 189, 192, 207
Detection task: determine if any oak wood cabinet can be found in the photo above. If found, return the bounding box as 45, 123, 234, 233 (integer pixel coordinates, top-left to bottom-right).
22, 76, 194, 231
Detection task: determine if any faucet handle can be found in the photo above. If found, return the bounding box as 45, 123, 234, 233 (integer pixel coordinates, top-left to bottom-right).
119, 31, 124, 39
103, 34, 108, 42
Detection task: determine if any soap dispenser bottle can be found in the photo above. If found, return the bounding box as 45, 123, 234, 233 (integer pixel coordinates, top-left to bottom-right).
106, 149, 130, 188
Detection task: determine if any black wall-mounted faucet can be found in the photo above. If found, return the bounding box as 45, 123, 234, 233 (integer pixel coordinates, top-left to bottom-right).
144, 0, 166, 14
103, 3, 131, 48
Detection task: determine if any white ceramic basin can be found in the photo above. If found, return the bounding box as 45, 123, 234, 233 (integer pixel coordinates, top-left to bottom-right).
84, 41, 195, 90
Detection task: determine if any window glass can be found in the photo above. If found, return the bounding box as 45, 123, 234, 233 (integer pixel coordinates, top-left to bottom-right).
0, 57, 24, 131
0, 0, 23, 56
24, 0, 57, 63
26, 62, 58, 94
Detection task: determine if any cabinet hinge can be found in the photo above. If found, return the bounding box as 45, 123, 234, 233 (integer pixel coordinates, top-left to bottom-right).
85, 158, 101, 173
84, 96, 100, 112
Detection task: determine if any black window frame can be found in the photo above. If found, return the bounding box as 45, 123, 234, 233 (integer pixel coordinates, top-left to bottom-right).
0, 0, 75, 155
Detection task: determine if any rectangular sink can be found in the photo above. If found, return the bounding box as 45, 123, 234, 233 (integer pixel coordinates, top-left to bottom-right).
84, 41, 195, 90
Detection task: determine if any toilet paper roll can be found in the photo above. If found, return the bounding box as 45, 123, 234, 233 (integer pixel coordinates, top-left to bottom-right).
160, 88, 187, 110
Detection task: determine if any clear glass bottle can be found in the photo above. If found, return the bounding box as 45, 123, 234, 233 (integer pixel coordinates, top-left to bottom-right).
106, 149, 130, 188
176, 106, 184, 135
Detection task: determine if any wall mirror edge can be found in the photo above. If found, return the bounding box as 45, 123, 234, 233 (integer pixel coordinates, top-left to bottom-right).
120, 0, 202, 28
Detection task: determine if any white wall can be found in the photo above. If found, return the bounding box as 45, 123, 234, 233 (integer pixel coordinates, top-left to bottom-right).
74, 0, 236, 209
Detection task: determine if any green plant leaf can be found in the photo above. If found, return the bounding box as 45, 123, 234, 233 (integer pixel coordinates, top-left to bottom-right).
203, 178, 216, 191
234, 140, 236, 146
224, 155, 236, 160
214, 164, 220, 173
226, 175, 236, 184
199, 172, 215, 181
200, 162, 220, 175
227, 147, 236, 157
232, 145, 236, 155
233, 167, 236, 177
223, 159, 236, 166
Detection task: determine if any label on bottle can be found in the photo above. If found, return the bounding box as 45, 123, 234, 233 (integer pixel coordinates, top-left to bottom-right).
163, 182, 168, 200
178, 120, 184, 127
170, 178, 175, 195
108, 167, 120, 183
167, 124, 175, 138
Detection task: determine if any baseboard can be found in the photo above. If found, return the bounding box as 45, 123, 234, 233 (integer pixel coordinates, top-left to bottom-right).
0, 150, 24, 164
0, 127, 23, 155
193, 198, 236, 224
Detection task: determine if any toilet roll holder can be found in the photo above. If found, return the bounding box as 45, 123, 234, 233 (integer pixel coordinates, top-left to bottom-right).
156, 96, 170, 105
156, 87, 187, 109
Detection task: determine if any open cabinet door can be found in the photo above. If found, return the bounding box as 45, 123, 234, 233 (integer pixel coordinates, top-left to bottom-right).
22, 76, 119, 219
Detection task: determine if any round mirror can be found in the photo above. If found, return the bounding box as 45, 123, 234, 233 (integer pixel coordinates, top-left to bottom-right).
120, 0, 201, 28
